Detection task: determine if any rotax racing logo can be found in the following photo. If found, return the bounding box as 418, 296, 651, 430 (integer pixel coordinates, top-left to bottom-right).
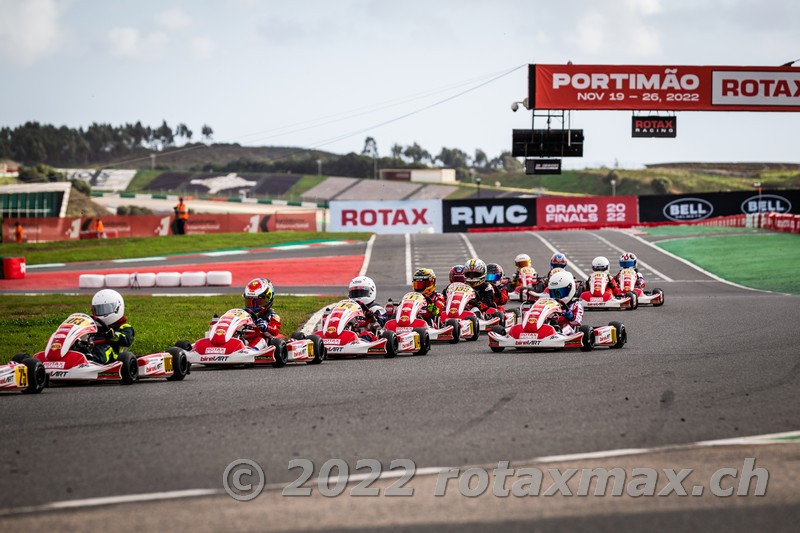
662, 197, 714, 222
740, 194, 792, 215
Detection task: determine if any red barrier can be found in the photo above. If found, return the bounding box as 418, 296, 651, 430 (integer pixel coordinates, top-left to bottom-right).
537, 196, 638, 228
762, 213, 800, 233
1, 257, 26, 279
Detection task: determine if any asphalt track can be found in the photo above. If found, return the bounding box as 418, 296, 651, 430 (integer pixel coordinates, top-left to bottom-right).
1, 229, 799, 531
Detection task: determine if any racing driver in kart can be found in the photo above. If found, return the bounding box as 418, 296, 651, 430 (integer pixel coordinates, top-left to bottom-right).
89, 289, 135, 364
542, 252, 569, 286
412, 267, 445, 326
587, 256, 620, 296
463, 258, 497, 315
440, 264, 465, 297
614, 252, 646, 290
242, 278, 283, 344
348, 276, 389, 342
486, 263, 509, 311
547, 271, 585, 336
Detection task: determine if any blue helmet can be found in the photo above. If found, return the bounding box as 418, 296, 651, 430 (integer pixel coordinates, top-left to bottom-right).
550, 253, 567, 269
619, 252, 637, 269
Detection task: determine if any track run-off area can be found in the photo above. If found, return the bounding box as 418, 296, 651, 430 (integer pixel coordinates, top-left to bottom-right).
1, 229, 799, 531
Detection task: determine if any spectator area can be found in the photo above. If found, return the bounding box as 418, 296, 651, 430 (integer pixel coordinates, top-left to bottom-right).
301, 177, 359, 201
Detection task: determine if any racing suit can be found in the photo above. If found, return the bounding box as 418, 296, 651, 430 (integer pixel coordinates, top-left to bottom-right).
418, 292, 445, 326
244, 309, 282, 346
614, 268, 646, 291
357, 301, 388, 341
556, 299, 584, 336
470, 282, 497, 315
91, 317, 134, 364
586, 273, 620, 296
491, 283, 509, 312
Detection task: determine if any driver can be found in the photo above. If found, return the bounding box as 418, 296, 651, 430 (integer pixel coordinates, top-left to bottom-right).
90, 289, 135, 364
486, 263, 509, 311
243, 278, 282, 343
542, 252, 569, 287
440, 264, 465, 297
614, 252, 646, 289
348, 276, 388, 340
547, 271, 584, 336
463, 258, 496, 313
510, 253, 537, 287
412, 267, 445, 326
587, 256, 620, 295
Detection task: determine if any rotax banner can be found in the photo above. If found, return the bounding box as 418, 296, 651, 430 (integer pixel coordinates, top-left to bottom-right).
537, 196, 638, 228
328, 200, 442, 234
529, 64, 800, 111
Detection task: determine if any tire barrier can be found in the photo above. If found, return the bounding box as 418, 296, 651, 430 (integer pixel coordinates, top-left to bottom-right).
155, 272, 182, 287
104, 273, 131, 288
78, 274, 105, 289
180, 271, 207, 287
76, 271, 232, 289
207, 271, 233, 286
131, 273, 156, 288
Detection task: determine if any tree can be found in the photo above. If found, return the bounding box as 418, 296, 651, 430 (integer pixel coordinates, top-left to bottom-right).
473, 148, 488, 170
436, 147, 468, 168
201, 124, 214, 141
176, 123, 193, 143
403, 142, 431, 164
361, 136, 378, 158
155, 120, 174, 149
651, 176, 671, 194
390, 143, 403, 162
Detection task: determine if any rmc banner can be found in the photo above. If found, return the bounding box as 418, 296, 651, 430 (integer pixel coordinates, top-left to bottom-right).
639, 190, 800, 223
328, 200, 443, 234
528, 64, 800, 112
442, 197, 537, 233
537, 196, 638, 228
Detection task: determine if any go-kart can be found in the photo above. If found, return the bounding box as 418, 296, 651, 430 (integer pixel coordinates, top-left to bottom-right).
617, 268, 664, 307
178, 308, 325, 367
579, 272, 636, 310
384, 291, 451, 347
0, 356, 46, 394
441, 283, 516, 340
507, 266, 544, 302
315, 299, 401, 358
487, 298, 627, 353
25, 313, 189, 385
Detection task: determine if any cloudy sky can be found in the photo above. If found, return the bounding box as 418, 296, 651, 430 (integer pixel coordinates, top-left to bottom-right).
0, 0, 798, 169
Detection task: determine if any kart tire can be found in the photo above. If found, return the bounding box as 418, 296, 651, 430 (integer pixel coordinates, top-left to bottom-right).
413, 328, 431, 356
12, 352, 28, 364
609, 321, 627, 349
307, 334, 325, 365
652, 288, 665, 307
625, 291, 638, 310
466, 316, 480, 342
165, 347, 189, 381
446, 318, 460, 344
489, 325, 506, 353
381, 330, 398, 359
119, 351, 138, 385
579, 325, 595, 352
270, 338, 288, 368
291, 331, 306, 341
533, 280, 545, 293
175, 340, 193, 352
22, 357, 47, 394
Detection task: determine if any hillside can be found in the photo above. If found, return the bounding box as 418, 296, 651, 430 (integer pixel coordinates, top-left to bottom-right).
119, 144, 336, 170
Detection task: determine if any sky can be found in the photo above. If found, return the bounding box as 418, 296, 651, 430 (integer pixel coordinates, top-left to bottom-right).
0, 0, 798, 170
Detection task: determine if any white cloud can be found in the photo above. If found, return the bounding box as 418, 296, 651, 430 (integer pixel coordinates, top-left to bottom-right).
0, 0, 62, 66
156, 7, 192, 31
107, 27, 168, 60
190, 36, 216, 59
563, 0, 661, 58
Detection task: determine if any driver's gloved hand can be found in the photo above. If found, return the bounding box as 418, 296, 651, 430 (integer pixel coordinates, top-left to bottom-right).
255, 318, 268, 333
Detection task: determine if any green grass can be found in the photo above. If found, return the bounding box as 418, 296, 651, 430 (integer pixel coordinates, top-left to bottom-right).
0, 294, 333, 364
125, 170, 163, 192
638, 225, 767, 236
658, 233, 800, 294
0, 231, 371, 265
284, 174, 327, 201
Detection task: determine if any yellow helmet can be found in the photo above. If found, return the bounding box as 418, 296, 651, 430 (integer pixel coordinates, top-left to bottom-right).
412, 268, 436, 296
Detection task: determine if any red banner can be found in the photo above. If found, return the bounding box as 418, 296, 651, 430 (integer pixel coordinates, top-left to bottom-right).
537, 196, 638, 228
4, 212, 317, 242
529, 64, 800, 111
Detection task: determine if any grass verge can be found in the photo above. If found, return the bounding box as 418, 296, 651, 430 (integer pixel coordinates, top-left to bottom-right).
0, 231, 371, 265
658, 233, 800, 294
0, 294, 333, 364
637, 225, 767, 237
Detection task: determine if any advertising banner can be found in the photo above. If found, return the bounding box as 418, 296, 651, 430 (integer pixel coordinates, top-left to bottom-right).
537, 196, 638, 228
442, 198, 536, 232
328, 200, 442, 234
639, 190, 800, 223
632, 116, 677, 138
529, 64, 800, 111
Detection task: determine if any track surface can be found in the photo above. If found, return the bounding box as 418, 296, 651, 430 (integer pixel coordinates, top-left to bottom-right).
2, 230, 798, 530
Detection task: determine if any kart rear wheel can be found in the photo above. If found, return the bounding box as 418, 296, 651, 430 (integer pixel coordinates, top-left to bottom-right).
175, 340, 193, 352
166, 347, 190, 381
119, 351, 138, 385
291, 331, 306, 340
12, 352, 28, 364
21, 357, 47, 394
651, 288, 665, 307
413, 328, 431, 356
625, 291, 638, 310
270, 338, 288, 368
446, 318, 460, 344
609, 322, 627, 349
579, 325, 595, 352
489, 325, 506, 353
466, 316, 480, 342
381, 330, 398, 358
307, 334, 325, 365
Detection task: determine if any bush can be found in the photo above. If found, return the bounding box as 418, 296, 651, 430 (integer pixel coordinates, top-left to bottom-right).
116, 205, 154, 216
71, 179, 91, 195
18, 164, 65, 183
651, 177, 672, 194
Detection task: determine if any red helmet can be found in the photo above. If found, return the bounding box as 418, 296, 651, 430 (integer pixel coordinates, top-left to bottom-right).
449, 264, 465, 283
243, 278, 274, 317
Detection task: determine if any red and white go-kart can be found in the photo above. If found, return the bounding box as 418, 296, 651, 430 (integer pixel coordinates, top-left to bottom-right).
507, 266, 544, 302
314, 299, 407, 358
441, 283, 516, 339
617, 268, 665, 307
0, 357, 46, 394
384, 291, 450, 347
580, 271, 636, 310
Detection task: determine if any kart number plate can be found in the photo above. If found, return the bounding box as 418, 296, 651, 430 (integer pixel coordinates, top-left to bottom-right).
15, 366, 27, 387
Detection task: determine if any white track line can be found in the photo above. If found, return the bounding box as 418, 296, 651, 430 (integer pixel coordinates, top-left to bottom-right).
26, 263, 66, 269
589, 231, 673, 282
459, 233, 478, 258
618, 230, 791, 296
358, 234, 376, 277
528, 231, 588, 280
405, 233, 412, 285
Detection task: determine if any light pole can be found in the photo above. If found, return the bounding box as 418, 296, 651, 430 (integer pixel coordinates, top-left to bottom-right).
476, 177, 482, 198
316, 159, 322, 176
610, 178, 616, 196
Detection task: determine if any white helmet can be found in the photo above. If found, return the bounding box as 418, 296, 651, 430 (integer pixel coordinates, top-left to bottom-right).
348, 276, 376, 305
91, 289, 125, 326
514, 253, 531, 269
548, 271, 576, 304
591, 256, 610, 272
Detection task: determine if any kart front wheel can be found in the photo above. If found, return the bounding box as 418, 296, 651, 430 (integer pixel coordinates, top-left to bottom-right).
22, 357, 47, 394
270, 338, 288, 368
291, 331, 306, 341
381, 330, 398, 358
579, 325, 595, 352
307, 334, 325, 365
413, 328, 431, 356
466, 316, 480, 342
489, 325, 506, 353
446, 318, 460, 344
119, 351, 139, 385
12, 353, 28, 364
625, 291, 638, 310
651, 288, 665, 307
166, 347, 190, 381
609, 321, 627, 349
